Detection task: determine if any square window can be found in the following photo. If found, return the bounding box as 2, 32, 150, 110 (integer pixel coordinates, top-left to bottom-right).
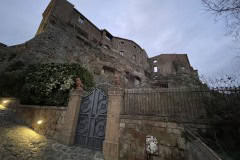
154, 66, 158, 72
78, 17, 84, 24
120, 51, 124, 56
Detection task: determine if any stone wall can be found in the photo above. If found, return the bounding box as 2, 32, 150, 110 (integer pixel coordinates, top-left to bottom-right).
119, 115, 187, 160
148, 54, 200, 88
36, 0, 150, 73
16, 105, 67, 140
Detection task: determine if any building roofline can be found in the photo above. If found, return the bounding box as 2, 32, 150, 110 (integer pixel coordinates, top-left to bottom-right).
149, 54, 192, 68
114, 36, 144, 51
73, 8, 102, 32
65, 0, 146, 53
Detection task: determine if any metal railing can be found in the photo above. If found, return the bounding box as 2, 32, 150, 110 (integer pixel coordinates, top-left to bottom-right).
122, 88, 208, 120
121, 87, 240, 122
185, 127, 222, 160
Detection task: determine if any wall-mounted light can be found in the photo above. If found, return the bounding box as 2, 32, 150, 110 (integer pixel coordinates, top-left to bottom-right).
37, 120, 43, 125
3, 100, 9, 104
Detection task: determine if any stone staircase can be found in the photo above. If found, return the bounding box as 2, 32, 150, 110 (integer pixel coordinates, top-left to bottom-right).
0, 107, 14, 124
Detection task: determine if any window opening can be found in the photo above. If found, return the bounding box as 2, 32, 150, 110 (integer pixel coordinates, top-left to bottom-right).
133, 55, 136, 61
120, 51, 124, 56
78, 17, 84, 24
154, 66, 158, 72
103, 45, 110, 49
105, 32, 113, 41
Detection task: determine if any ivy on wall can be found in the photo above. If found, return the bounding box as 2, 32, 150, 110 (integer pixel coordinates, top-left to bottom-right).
0, 63, 95, 106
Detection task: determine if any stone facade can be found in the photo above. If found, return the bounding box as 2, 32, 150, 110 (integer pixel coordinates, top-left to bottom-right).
119, 116, 187, 160
16, 105, 67, 140
36, 0, 149, 72
149, 54, 199, 88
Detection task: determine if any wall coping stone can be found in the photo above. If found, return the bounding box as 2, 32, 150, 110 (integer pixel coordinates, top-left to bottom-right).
19, 105, 66, 110
124, 88, 208, 93
120, 115, 210, 124
108, 88, 124, 96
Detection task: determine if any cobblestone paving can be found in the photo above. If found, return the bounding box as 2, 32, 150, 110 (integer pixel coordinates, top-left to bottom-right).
0, 122, 104, 160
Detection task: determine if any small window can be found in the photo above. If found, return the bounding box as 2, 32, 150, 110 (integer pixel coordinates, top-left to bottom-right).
160, 83, 168, 88
133, 55, 136, 61
154, 66, 158, 72
105, 32, 113, 41
134, 46, 136, 49
105, 36, 111, 41
120, 51, 124, 56
120, 41, 124, 44
153, 60, 157, 63
78, 17, 84, 24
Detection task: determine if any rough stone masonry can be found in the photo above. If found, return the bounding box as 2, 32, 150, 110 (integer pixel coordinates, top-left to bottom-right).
0, 0, 201, 89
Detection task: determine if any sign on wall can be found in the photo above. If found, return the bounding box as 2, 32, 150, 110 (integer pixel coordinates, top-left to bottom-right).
145, 135, 159, 156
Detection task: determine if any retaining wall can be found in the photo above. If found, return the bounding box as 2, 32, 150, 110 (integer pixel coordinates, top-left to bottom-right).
119, 115, 187, 160
16, 105, 67, 140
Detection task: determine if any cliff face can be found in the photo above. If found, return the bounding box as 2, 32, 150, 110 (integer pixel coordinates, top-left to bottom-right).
0, 16, 149, 88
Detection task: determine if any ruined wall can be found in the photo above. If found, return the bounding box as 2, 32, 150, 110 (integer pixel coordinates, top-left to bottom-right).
149, 54, 200, 88
119, 116, 187, 160
149, 54, 193, 76
16, 105, 66, 140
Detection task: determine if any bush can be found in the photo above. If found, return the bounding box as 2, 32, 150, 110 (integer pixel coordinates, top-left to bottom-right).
0, 72, 24, 97
0, 63, 95, 106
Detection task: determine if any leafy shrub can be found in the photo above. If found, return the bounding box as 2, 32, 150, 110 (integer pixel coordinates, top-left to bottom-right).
8, 53, 17, 61
0, 63, 95, 106
5, 61, 25, 72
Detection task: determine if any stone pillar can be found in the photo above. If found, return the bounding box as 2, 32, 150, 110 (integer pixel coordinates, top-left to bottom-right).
59, 89, 83, 146
103, 88, 124, 160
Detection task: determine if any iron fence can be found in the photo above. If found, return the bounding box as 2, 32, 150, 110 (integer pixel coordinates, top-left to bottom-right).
121, 87, 240, 121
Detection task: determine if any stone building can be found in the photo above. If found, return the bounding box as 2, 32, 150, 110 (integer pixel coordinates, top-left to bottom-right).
0, 0, 200, 89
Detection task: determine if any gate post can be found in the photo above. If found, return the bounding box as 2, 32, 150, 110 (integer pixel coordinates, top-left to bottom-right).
59, 89, 83, 146
103, 88, 124, 160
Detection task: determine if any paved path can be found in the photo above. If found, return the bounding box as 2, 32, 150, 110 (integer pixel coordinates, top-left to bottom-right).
0, 122, 104, 160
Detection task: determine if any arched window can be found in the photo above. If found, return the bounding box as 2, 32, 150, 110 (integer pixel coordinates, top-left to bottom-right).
103, 45, 110, 49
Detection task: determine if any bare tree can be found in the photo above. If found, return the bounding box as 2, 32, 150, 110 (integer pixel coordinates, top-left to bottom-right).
202, 0, 240, 40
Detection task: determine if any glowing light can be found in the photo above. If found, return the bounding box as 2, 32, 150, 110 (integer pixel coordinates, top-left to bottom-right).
3, 100, 9, 104
37, 120, 43, 125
